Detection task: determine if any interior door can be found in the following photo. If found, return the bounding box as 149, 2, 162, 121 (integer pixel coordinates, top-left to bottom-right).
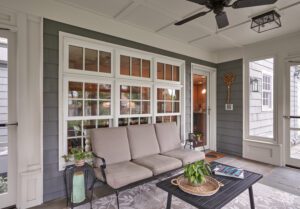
192, 70, 210, 149
0, 30, 17, 208
285, 62, 300, 167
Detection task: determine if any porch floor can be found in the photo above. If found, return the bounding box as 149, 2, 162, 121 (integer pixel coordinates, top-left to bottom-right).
30, 155, 300, 209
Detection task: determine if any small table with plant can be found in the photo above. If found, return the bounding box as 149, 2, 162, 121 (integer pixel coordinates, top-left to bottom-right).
157, 161, 262, 209
63, 148, 95, 209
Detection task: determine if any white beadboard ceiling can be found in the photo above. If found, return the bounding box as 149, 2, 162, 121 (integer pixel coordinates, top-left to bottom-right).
56, 0, 300, 53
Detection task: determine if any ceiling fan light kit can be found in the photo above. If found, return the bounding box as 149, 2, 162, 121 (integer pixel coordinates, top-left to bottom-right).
251, 10, 281, 33
175, 0, 278, 29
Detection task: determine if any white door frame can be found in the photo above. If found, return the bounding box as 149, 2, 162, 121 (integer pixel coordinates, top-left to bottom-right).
284, 58, 300, 167
191, 63, 217, 151
0, 29, 17, 208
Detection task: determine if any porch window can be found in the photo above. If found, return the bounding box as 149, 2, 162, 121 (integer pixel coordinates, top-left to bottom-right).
156, 87, 181, 126
66, 79, 113, 154
59, 33, 185, 170
118, 84, 152, 126
248, 58, 274, 140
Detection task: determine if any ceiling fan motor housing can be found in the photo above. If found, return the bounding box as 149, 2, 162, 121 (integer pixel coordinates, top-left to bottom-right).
205, 0, 232, 14
175, 0, 278, 29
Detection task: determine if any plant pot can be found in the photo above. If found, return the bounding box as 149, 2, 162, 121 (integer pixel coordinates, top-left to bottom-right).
197, 136, 201, 141
186, 178, 205, 187
75, 159, 85, 167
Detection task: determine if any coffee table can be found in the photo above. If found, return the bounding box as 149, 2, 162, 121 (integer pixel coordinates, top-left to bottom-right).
156, 162, 263, 209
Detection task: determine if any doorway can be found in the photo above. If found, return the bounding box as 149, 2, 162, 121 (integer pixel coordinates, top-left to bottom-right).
191, 65, 216, 151
285, 62, 300, 168
0, 30, 17, 208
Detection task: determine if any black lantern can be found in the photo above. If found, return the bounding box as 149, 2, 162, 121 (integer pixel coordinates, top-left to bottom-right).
251, 10, 281, 33
251, 78, 259, 92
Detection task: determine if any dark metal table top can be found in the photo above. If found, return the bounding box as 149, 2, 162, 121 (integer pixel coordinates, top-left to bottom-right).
156, 162, 263, 209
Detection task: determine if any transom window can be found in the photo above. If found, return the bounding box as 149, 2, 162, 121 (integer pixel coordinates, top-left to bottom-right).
157, 62, 180, 82
120, 55, 151, 78
69, 45, 111, 74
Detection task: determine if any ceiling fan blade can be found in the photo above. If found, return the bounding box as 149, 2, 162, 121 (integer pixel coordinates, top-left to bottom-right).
215, 12, 229, 29
232, 0, 277, 8
175, 11, 211, 26
187, 0, 208, 5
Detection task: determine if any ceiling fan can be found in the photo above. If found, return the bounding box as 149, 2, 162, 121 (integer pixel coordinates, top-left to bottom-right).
175, 0, 278, 29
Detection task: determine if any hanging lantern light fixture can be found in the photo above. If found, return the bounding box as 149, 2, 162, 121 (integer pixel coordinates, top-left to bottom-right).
251, 10, 281, 33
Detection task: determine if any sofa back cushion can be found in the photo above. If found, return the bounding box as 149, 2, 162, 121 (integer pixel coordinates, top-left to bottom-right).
127, 124, 160, 159
155, 122, 181, 153
91, 127, 131, 165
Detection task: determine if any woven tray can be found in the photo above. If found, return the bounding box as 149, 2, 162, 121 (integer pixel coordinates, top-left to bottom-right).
171, 175, 224, 196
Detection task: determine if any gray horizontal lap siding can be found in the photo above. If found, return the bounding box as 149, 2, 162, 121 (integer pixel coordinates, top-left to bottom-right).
43, 19, 216, 201
216, 59, 243, 156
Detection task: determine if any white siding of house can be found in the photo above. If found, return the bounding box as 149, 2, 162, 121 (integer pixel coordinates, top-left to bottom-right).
0, 40, 8, 174
290, 66, 300, 144
249, 59, 273, 138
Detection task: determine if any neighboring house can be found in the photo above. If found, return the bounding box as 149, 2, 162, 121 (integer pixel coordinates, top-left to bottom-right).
0, 39, 8, 175
249, 58, 274, 139
249, 59, 300, 144
290, 65, 300, 145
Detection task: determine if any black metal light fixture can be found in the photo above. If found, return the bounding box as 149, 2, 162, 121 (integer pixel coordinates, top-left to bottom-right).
251, 10, 281, 33
250, 78, 260, 92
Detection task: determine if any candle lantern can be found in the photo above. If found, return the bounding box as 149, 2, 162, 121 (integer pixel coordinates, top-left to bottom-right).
64, 163, 95, 209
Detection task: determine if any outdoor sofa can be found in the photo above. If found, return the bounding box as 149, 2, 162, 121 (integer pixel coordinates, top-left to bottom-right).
91, 122, 205, 208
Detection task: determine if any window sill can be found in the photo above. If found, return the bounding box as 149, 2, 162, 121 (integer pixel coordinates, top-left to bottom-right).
244, 138, 279, 146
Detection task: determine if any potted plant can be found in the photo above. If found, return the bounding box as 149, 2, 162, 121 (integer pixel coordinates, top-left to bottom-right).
184, 160, 212, 186
195, 132, 202, 142
62, 148, 93, 167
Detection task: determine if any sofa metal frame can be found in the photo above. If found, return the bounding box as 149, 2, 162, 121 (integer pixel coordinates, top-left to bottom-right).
92, 153, 184, 209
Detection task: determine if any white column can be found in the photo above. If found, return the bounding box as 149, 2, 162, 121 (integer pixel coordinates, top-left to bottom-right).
16, 13, 43, 209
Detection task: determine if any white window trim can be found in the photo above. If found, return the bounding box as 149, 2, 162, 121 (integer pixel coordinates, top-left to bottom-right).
154, 84, 182, 116
116, 80, 153, 119
154, 57, 182, 85
61, 76, 114, 170
190, 64, 217, 151
116, 49, 153, 82
63, 36, 114, 78
244, 55, 277, 143
59, 32, 186, 170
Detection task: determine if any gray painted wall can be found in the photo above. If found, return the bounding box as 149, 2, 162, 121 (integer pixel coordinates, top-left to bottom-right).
43, 19, 216, 201
216, 59, 243, 156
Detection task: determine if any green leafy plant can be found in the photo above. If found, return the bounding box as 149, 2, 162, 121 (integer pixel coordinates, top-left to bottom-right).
184, 160, 212, 185
62, 148, 93, 163
194, 132, 202, 141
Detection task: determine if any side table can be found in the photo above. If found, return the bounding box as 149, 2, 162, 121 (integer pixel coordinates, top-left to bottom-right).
64, 163, 95, 209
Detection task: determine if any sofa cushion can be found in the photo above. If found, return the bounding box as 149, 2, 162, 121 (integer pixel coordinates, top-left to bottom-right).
94, 161, 153, 189
133, 154, 182, 175
162, 148, 205, 165
154, 122, 181, 153
127, 124, 160, 159
91, 127, 131, 165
